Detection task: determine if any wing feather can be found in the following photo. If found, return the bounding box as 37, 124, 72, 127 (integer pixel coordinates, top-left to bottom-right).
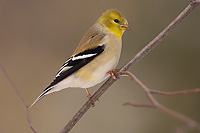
31, 29, 106, 107
47, 44, 105, 88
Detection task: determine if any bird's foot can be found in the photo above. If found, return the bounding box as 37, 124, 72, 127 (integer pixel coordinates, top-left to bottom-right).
107, 69, 120, 80
85, 88, 99, 107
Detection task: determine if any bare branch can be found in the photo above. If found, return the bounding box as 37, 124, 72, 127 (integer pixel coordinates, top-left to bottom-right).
0, 60, 37, 133
120, 0, 200, 72
123, 102, 157, 109
119, 71, 200, 131
150, 88, 200, 96
61, 1, 200, 133
0, 1, 37, 132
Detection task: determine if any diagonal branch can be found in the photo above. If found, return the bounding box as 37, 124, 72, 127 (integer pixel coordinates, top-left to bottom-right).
0, 1, 37, 132
61, 1, 200, 133
120, 0, 200, 72
0, 60, 37, 133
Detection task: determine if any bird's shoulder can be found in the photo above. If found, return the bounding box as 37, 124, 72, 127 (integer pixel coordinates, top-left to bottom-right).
73, 24, 107, 55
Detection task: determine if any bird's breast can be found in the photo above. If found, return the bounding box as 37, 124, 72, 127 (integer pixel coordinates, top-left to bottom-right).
75, 34, 122, 88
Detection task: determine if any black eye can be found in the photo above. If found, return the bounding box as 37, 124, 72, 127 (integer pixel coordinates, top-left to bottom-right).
114, 19, 119, 23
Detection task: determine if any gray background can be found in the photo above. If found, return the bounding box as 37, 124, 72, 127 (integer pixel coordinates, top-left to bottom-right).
0, 0, 200, 133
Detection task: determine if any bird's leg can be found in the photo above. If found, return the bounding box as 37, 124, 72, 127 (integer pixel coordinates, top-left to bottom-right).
85, 88, 95, 107
85, 88, 92, 99
107, 69, 120, 80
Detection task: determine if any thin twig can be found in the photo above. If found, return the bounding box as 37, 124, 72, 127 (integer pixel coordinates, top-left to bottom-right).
0, 1, 36, 133
123, 102, 157, 109
61, 1, 200, 132
119, 71, 200, 131
150, 88, 200, 96
0, 60, 37, 133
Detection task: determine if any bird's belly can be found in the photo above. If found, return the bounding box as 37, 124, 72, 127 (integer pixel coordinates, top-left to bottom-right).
74, 56, 118, 88
73, 38, 121, 88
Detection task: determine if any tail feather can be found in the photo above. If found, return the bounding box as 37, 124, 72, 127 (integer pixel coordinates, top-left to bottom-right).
30, 87, 53, 107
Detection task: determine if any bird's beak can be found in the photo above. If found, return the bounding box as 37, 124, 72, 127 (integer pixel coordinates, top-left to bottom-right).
121, 24, 131, 31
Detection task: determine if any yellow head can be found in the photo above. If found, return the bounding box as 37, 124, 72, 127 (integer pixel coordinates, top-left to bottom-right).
97, 9, 130, 38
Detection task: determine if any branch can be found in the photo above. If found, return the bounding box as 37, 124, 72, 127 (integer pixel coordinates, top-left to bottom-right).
0, 60, 37, 133
150, 88, 200, 96
123, 102, 157, 109
0, 1, 37, 133
61, 1, 200, 133
120, 71, 200, 131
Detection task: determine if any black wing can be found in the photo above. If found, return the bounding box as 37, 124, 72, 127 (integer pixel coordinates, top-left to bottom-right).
46, 44, 105, 89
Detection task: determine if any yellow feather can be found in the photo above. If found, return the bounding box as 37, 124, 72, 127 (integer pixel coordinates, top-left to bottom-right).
73, 9, 130, 55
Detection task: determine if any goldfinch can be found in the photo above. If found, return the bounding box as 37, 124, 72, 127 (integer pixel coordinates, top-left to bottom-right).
31, 9, 130, 107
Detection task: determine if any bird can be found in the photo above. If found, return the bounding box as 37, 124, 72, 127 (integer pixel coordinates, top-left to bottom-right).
31, 9, 130, 107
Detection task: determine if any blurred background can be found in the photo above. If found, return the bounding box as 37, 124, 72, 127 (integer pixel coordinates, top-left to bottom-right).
0, 0, 200, 133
